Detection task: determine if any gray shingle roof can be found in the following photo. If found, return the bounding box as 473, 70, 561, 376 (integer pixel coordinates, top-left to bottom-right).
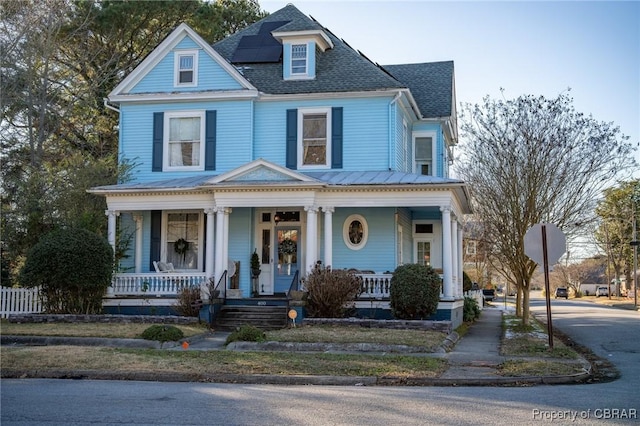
213, 4, 405, 95
383, 62, 454, 118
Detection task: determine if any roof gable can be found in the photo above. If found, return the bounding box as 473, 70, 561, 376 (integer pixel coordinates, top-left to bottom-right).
109, 23, 256, 100
205, 159, 318, 184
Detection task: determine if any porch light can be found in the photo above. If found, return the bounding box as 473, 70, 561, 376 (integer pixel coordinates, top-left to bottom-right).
274, 213, 281, 225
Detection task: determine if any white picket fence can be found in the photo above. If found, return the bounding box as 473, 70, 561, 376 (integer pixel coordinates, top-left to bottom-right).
0, 287, 43, 318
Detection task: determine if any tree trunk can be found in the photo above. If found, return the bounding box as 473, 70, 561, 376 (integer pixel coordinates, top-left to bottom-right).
522, 287, 530, 325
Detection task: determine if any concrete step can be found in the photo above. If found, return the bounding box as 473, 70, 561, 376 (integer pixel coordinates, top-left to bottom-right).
215, 305, 288, 331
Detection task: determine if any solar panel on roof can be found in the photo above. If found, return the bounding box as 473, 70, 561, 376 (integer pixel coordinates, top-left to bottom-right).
231, 20, 289, 64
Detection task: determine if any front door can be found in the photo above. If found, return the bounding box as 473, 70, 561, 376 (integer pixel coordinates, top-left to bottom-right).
274, 227, 300, 294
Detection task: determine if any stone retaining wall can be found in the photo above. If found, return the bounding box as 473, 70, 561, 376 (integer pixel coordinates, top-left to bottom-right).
7, 314, 199, 325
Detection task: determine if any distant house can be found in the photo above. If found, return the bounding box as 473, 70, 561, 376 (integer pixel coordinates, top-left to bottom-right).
90, 4, 471, 327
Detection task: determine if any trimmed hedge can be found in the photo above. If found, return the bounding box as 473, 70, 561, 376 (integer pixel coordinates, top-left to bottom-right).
389, 263, 441, 320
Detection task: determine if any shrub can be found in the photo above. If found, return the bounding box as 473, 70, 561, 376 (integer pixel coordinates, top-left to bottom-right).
303, 264, 362, 318
389, 263, 441, 320
463, 296, 481, 322
174, 285, 202, 317
141, 325, 184, 342
463, 271, 473, 292
225, 324, 266, 345
19, 227, 113, 314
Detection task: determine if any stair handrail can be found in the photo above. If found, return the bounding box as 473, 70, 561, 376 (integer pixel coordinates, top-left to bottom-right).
212, 270, 228, 300
286, 269, 300, 300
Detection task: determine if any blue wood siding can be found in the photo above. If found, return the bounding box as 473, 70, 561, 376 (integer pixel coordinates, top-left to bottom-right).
117, 213, 136, 272
130, 37, 244, 93
329, 207, 396, 273
254, 97, 390, 171
120, 101, 252, 181
227, 208, 252, 295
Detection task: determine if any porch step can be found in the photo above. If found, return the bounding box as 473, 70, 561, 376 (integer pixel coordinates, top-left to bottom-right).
214, 305, 288, 331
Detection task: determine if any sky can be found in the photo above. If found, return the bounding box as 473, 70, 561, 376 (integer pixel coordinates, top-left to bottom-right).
262, 0, 640, 178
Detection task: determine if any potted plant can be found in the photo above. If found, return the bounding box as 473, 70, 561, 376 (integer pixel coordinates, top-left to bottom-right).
250, 249, 261, 278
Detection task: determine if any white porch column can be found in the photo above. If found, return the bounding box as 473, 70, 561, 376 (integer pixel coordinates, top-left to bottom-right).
458, 223, 464, 298
214, 207, 226, 293
205, 208, 215, 279
133, 214, 143, 273
323, 206, 334, 268
440, 206, 453, 300
451, 216, 459, 299
105, 210, 119, 253
305, 205, 319, 273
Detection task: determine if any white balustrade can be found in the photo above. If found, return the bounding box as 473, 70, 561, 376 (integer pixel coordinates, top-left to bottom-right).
110, 273, 207, 296
357, 273, 392, 299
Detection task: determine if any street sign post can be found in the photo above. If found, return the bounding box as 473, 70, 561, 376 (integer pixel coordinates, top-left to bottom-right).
524, 223, 566, 349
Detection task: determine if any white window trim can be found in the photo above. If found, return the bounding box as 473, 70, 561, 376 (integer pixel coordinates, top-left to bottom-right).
343, 214, 368, 251
163, 110, 206, 172
412, 220, 441, 268
297, 107, 332, 169
160, 210, 204, 271
414, 238, 433, 266
402, 119, 408, 172
174, 49, 198, 87
290, 43, 308, 76
412, 131, 437, 176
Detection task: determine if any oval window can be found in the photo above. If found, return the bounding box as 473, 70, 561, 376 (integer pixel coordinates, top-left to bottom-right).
343, 214, 368, 250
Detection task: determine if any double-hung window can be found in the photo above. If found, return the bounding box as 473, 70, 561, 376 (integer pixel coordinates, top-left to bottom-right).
291, 44, 308, 75
174, 50, 197, 87
298, 108, 331, 168
414, 133, 435, 176
164, 111, 205, 170
164, 212, 202, 270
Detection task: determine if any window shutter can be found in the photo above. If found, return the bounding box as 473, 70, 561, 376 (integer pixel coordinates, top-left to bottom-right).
205, 110, 216, 171
152, 112, 164, 172
150, 210, 162, 271
331, 107, 343, 168
286, 109, 297, 169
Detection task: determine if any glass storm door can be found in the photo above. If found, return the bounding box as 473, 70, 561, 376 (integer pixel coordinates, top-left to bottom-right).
274, 227, 299, 294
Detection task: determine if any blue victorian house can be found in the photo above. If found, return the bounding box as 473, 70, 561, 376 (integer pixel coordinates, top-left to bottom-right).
90, 4, 471, 327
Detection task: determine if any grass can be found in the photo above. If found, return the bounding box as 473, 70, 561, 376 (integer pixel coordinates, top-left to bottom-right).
266, 325, 446, 350
1, 346, 446, 378
0, 321, 207, 339
499, 360, 586, 377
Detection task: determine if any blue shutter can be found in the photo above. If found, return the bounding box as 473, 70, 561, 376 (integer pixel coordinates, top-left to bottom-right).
331, 107, 343, 169
205, 110, 216, 171
149, 210, 161, 271
152, 112, 163, 172
286, 109, 297, 169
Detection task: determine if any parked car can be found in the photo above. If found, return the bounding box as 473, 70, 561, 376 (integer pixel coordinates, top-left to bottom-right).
595, 286, 609, 297
482, 288, 496, 302
554, 287, 568, 299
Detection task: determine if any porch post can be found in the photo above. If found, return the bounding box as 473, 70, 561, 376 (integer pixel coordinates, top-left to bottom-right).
133, 214, 143, 274
458, 223, 464, 298
305, 205, 319, 273
105, 210, 119, 253
451, 216, 459, 299
323, 206, 334, 268
440, 206, 453, 300
214, 207, 225, 294
205, 208, 215, 279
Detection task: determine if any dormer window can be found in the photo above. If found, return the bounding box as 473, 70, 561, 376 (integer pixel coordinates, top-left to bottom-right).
272, 30, 333, 81
174, 50, 198, 87
291, 44, 307, 75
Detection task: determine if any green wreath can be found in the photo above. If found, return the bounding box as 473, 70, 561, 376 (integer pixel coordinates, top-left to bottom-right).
174, 238, 189, 256
279, 238, 297, 256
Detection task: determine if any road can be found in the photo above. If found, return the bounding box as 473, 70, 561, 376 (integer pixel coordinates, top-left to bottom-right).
2, 297, 638, 426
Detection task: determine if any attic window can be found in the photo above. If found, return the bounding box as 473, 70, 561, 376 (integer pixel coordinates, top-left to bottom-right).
291, 44, 307, 75
175, 50, 198, 87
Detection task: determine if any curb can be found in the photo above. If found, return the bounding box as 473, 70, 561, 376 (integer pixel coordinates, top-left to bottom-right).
0, 368, 591, 387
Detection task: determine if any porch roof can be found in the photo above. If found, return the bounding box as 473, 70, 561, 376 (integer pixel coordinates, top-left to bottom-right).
90, 170, 464, 191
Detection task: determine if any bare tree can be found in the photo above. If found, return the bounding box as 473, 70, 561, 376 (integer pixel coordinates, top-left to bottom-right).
456, 91, 637, 324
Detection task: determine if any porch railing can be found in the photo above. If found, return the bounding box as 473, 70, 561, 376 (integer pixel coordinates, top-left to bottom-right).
110, 273, 207, 296
357, 273, 392, 299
